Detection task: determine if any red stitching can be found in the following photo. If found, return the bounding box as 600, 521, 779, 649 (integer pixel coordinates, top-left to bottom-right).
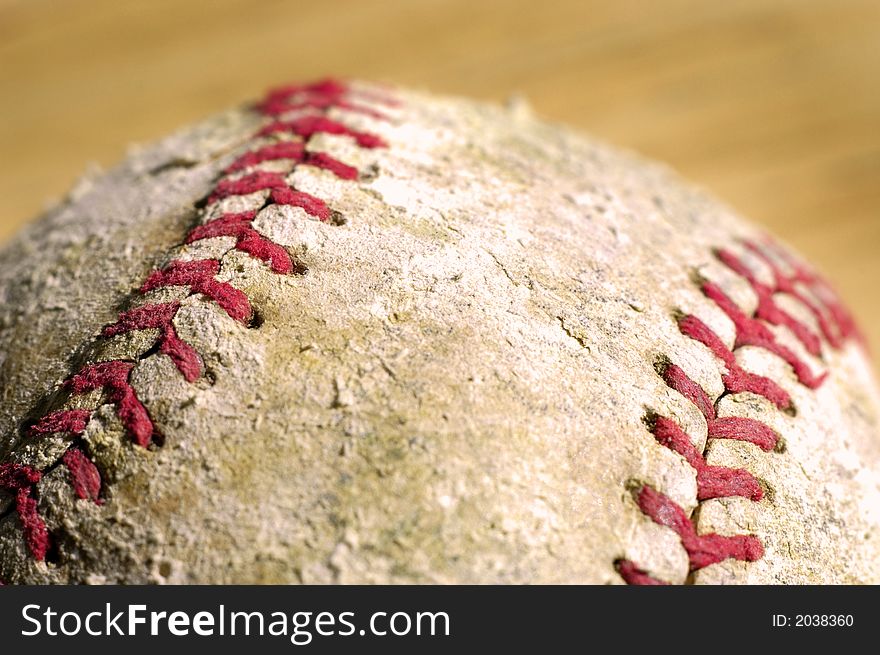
747, 239, 860, 346
186, 212, 296, 275
251, 81, 395, 120
225, 142, 359, 180
208, 171, 332, 221
637, 485, 764, 570
621, 239, 859, 584
141, 260, 253, 323
661, 363, 778, 451
0, 464, 47, 560
256, 81, 399, 124
14, 490, 49, 562
678, 314, 793, 411
257, 116, 387, 149
0, 79, 391, 566
615, 560, 668, 585
0, 463, 41, 490
660, 362, 715, 419
652, 416, 763, 501
66, 362, 155, 448
716, 248, 822, 357
30, 409, 92, 437
709, 417, 778, 452
700, 280, 827, 388
258, 96, 390, 122
258, 79, 401, 109
62, 448, 103, 505
104, 302, 203, 382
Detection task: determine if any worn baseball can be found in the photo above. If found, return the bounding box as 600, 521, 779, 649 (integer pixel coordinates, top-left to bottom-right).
1, 80, 878, 585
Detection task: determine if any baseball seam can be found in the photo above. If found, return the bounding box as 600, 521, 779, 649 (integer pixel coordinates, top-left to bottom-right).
0, 79, 391, 566
0, 80, 861, 584
616, 239, 858, 584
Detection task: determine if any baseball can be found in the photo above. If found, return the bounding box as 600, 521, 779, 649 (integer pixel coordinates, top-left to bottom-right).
1, 79, 878, 584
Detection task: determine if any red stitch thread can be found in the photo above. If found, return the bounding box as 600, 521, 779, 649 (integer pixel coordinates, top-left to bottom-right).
0, 464, 47, 561
659, 363, 778, 451
701, 280, 827, 388
226, 142, 304, 173
258, 116, 387, 149
0, 463, 41, 489
209, 171, 331, 221
66, 362, 154, 447
263, 79, 349, 99
661, 363, 715, 419
104, 302, 203, 382
0, 79, 393, 566
104, 301, 179, 336
637, 485, 763, 571
747, 239, 860, 346
141, 260, 252, 323
62, 448, 103, 505
302, 152, 359, 181
615, 560, 668, 585
255, 78, 392, 120
258, 96, 389, 121
186, 212, 294, 275
678, 314, 793, 411
651, 416, 763, 501
623, 233, 862, 584
224, 142, 359, 180
209, 170, 286, 201
257, 79, 350, 112
30, 409, 92, 437
716, 248, 822, 356
744, 242, 842, 348
15, 490, 49, 562
259, 79, 400, 112
627, 329, 780, 581
708, 417, 777, 452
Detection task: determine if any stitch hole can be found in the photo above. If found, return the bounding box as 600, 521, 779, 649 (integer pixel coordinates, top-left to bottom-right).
0, 502, 14, 523
44, 534, 62, 565
689, 268, 709, 287
328, 210, 347, 226
773, 436, 787, 454
756, 478, 775, 503
290, 260, 309, 276
18, 417, 39, 438
256, 194, 277, 213
624, 478, 646, 499
203, 370, 218, 386
670, 308, 688, 325
138, 340, 164, 361
359, 163, 380, 182
641, 408, 659, 432
248, 310, 264, 329
612, 559, 634, 582
652, 355, 672, 378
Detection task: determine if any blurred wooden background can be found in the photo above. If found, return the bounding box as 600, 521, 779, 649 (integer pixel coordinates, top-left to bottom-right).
1, 0, 878, 360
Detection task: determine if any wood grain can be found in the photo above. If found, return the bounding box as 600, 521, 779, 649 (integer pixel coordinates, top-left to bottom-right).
1, 0, 878, 362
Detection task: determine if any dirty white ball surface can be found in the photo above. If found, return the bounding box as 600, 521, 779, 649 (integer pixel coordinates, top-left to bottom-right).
0, 80, 878, 584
